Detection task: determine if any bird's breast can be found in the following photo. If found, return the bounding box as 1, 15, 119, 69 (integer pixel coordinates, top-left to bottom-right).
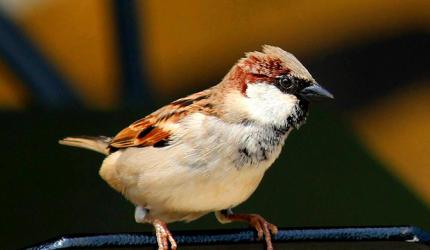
161, 114, 289, 211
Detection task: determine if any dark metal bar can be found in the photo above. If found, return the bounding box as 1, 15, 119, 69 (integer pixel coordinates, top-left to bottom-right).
113, 0, 152, 108
24, 226, 430, 249
0, 10, 81, 108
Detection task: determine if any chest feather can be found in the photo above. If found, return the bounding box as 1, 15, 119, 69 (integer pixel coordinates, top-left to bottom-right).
176, 114, 290, 170
234, 124, 290, 168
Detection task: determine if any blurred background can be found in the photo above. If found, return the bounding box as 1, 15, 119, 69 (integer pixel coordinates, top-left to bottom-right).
0, 0, 429, 249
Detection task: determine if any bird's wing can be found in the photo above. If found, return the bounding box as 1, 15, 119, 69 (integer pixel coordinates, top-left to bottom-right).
109, 89, 217, 149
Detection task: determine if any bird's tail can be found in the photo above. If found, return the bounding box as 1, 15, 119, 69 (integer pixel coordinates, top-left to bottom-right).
59, 136, 112, 155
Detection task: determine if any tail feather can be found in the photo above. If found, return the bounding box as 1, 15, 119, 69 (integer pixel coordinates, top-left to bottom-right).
59, 136, 112, 155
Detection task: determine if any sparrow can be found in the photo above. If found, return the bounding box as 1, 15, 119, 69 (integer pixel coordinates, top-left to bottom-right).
59, 45, 333, 250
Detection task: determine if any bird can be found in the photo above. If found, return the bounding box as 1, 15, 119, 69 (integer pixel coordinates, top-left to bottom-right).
59, 45, 333, 250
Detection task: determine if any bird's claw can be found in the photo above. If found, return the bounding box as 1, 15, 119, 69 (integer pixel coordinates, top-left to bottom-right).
248, 214, 278, 250
153, 219, 177, 250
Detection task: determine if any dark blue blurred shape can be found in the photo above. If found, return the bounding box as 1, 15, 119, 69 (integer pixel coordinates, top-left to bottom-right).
113, 0, 152, 108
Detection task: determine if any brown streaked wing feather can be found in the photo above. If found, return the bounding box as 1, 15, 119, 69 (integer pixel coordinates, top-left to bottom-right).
109, 114, 171, 149
109, 89, 218, 149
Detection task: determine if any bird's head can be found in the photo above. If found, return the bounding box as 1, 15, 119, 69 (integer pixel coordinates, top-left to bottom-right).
222, 45, 333, 128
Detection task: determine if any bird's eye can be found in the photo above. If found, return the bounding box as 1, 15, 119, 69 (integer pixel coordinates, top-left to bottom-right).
275, 75, 312, 94
282, 76, 295, 86
276, 75, 297, 93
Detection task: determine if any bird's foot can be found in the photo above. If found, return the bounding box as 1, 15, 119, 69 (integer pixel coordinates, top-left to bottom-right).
152, 219, 177, 250
224, 213, 278, 250
248, 214, 278, 248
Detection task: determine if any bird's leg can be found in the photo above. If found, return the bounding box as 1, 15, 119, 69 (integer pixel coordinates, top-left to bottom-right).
150, 219, 177, 250
134, 206, 177, 250
215, 209, 278, 250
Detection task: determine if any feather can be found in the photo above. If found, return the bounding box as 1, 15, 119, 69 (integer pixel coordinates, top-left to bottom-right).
109, 89, 219, 150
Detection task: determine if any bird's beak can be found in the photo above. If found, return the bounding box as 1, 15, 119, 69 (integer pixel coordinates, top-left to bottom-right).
299, 83, 334, 101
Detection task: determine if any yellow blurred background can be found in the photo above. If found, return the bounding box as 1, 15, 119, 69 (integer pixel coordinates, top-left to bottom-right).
1, 0, 428, 108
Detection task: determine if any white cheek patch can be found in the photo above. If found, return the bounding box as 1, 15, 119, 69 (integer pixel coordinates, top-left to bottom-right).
243, 83, 298, 125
